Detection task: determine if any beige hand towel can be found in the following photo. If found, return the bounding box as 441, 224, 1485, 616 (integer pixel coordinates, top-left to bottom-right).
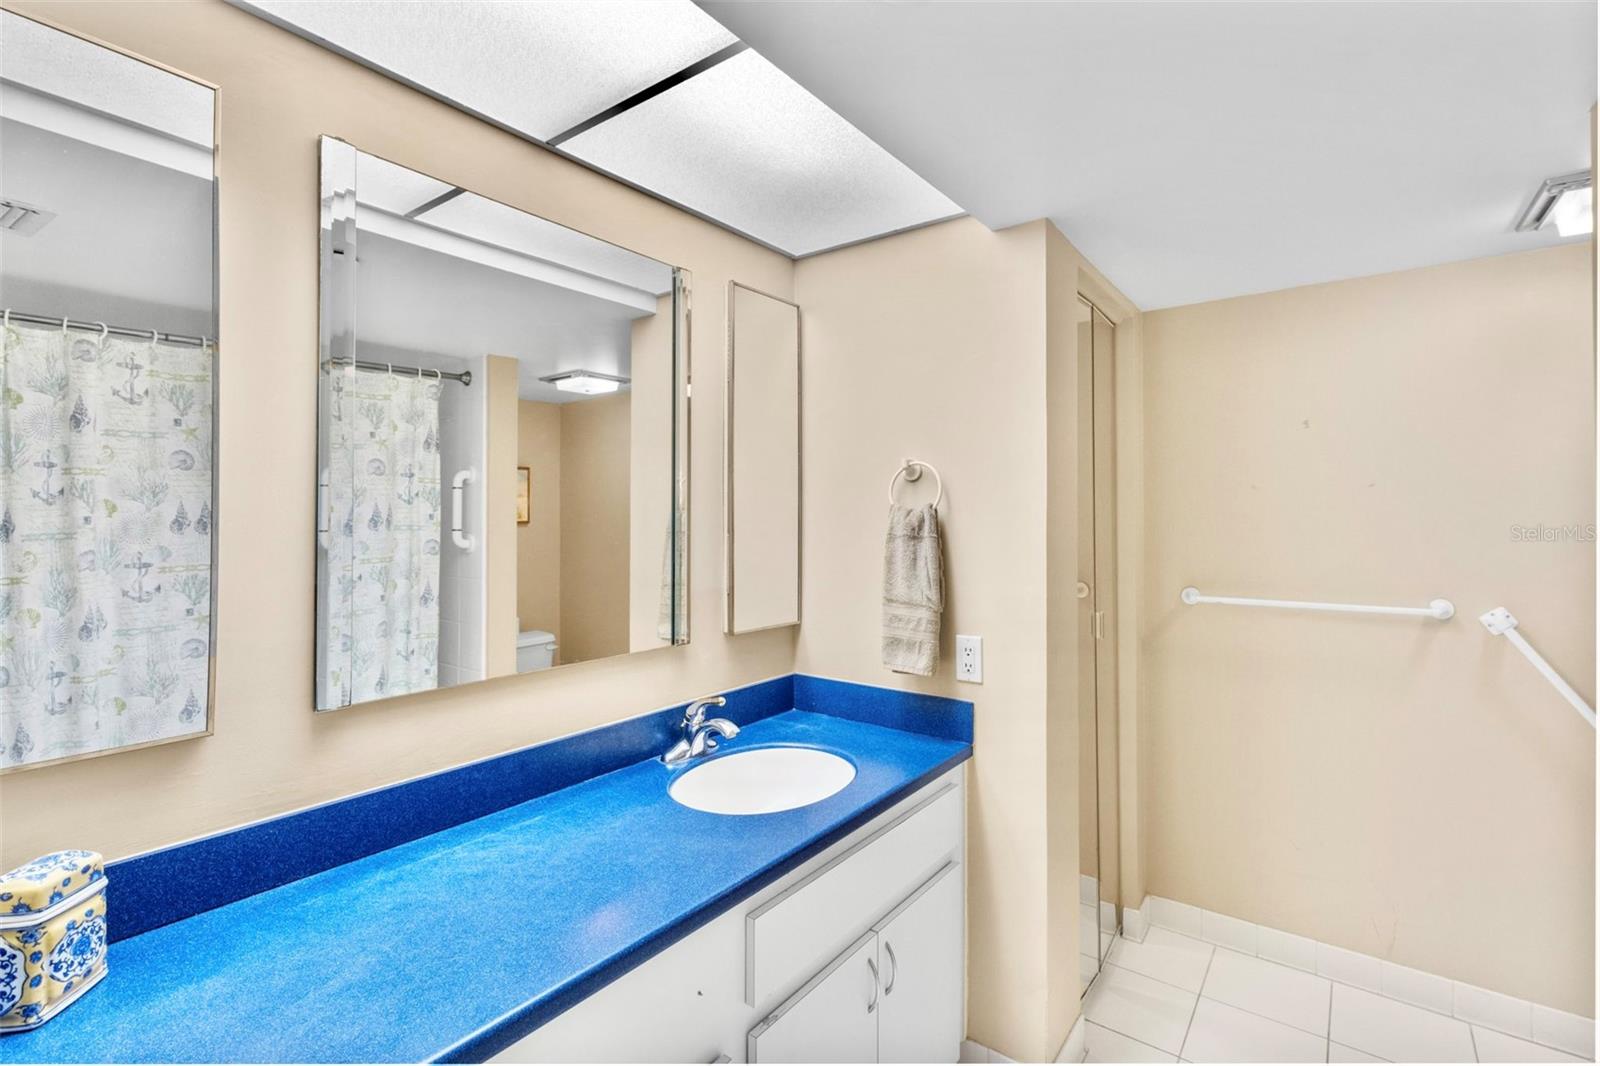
882, 503, 944, 676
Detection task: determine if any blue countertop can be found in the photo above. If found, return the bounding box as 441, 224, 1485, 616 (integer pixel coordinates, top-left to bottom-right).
0, 710, 969, 1063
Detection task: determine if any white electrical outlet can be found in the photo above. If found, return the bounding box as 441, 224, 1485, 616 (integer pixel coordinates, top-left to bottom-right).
955, 635, 983, 683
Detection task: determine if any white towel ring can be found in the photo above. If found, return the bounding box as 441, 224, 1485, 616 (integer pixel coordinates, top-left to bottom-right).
888, 458, 942, 508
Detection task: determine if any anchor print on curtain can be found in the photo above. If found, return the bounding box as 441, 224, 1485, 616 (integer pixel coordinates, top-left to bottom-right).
319, 366, 442, 707
0, 320, 214, 770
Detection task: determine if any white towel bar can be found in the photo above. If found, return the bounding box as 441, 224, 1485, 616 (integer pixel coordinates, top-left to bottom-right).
1479, 607, 1596, 728
1180, 586, 1455, 620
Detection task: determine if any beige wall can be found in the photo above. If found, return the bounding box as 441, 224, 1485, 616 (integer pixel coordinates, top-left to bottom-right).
1141, 244, 1596, 1015
628, 293, 675, 651
0, 0, 796, 869
484, 355, 520, 676
559, 393, 632, 662
795, 217, 1136, 1061
1044, 224, 1086, 1049
516, 400, 562, 646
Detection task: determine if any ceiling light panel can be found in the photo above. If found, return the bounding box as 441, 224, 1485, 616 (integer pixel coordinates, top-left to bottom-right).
418, 193, 674, 296
0, 10, 213, 146
560, 48, 960, 256
234, 0, 737, 140
355, 151, 454, 216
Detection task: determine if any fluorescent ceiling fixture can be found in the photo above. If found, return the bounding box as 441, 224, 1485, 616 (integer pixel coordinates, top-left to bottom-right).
560, 48, 961, 256
418, 194, 673, 296
0, 197, 55, 236
230, 0, 962, 256
355, 151, 453, 217
232, 0, 736, 141
1551, 185, 1594, 237
0, 10, 212, 146
541, 370, 628, 395
1515, 171, 1593, 237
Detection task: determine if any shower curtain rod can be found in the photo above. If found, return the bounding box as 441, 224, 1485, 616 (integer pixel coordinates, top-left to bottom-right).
323, 357, 472, 385
3, 308, 212, 348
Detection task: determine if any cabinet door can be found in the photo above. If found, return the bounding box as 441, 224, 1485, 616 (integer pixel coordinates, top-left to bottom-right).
875, 863, 963, 1063
748, 932, 880, 1063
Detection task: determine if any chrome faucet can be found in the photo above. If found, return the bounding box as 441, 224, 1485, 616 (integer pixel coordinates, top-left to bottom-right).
662, 695, 739, 767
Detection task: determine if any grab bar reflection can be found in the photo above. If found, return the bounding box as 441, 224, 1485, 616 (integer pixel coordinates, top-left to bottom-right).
1479, 607, 1596, 728
1180, 586, 1455, 620
451, 468, 476, 551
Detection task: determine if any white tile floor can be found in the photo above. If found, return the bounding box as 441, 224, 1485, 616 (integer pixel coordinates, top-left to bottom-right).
1079, 930, 1591, 1063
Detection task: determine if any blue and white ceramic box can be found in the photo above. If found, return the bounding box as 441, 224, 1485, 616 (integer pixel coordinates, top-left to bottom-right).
0, 851, 108, 1032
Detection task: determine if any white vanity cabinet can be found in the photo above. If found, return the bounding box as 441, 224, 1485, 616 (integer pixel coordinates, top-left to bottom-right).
873, 862, 963, 1062
491, 767, 964, 1065
748, 862, 962, 1063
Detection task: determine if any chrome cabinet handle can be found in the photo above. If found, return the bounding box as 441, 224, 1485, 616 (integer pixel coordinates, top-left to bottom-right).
866, 956, 880, 1014
883, 941, 898, 995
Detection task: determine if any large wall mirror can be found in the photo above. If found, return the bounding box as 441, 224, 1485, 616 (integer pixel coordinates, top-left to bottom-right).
317, 138, 688, 712
0, 12, 219, 771
724, 283, 799, 633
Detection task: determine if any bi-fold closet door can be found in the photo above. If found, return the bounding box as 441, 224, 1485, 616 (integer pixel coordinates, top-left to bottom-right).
747, 862, 962, 1063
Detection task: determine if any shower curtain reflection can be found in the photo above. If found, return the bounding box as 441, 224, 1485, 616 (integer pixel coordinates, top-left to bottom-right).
320, 366, 443, 705
0, 320, 214, 769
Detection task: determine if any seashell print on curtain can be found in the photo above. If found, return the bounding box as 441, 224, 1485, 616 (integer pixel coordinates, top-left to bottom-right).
319, 366, 442, 707
0, 321, 214, 770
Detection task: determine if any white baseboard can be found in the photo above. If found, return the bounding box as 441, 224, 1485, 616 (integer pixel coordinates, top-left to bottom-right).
1054, 1014, 1087, 1063
959, 1038, 1016, 1063
1120, 905, 1148, 943
1137, 893, 1596, 1060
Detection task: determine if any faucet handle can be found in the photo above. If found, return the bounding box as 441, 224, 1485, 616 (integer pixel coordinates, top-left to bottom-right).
683, 694, 727, 730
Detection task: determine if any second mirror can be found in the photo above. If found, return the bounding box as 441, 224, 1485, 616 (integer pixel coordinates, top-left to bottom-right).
316, 138, 689, 712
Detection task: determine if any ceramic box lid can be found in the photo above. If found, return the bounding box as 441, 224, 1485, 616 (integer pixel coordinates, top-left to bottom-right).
0, 851, 105, 927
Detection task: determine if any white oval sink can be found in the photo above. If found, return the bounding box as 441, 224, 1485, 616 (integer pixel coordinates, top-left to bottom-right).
669, 747, 856, 815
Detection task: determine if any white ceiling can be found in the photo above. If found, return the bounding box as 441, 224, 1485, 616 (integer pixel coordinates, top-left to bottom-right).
355, 230, 642, 405
701, 1, 1597, 309
233, 0, 959, 257
0, 119, 215, 334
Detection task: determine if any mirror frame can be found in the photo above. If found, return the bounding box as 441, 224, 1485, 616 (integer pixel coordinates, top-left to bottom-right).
314, 136, 691, 713
0, 9, 221, 773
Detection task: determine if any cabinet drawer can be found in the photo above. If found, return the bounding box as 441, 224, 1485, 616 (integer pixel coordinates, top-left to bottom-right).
746, 782, 960, 1006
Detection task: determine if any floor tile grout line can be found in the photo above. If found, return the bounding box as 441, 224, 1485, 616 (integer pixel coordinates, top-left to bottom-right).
1468, 1023, 1479, 1064
1177, 946, 1216, 1060
1080, 1020, 1176, 1063
1140, 921, 1588, 1058
1116, 944, 1335, 1042
1326, 976, 1337, 1064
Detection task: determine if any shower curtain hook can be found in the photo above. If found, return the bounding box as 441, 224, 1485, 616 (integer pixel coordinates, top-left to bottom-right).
61, 316, 70, 334
386, 362, 394, 377
96, 322, 109, 342
2, 310, 10, 330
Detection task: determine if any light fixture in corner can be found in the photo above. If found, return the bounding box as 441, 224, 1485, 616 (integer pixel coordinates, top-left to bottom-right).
539, 369, 629, 395
0, 198, 56, 236
1515, 170, 1593, 237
